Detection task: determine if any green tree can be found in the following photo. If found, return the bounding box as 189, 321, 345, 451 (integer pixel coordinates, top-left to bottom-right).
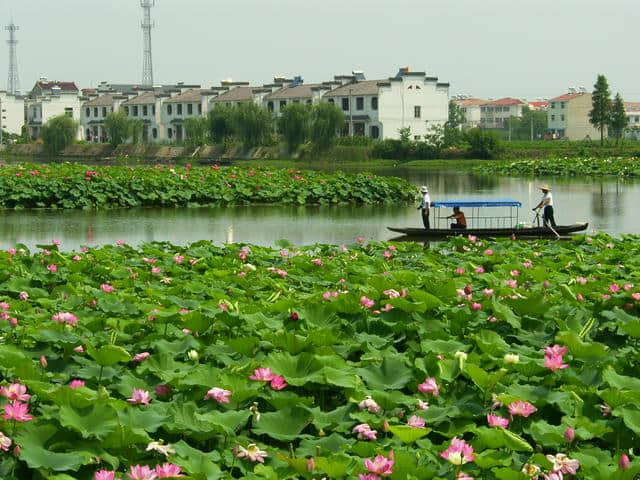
207, 105, 235, 144
231, 102, 273, 149
310, 102, 344, 154
608, 93, 629, 145
511, 107, 548, 140
589, 74, 612, 145
103, 111, 131, 147
447, 100, 466, 129
278, 103, 311, 153
41, 114, 78, 155
129, 119, 145, 145
184, 116, 209, 147
464, 128, 502, 159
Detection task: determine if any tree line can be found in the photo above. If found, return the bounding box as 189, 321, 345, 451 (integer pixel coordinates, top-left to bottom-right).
590, 74, 629, 145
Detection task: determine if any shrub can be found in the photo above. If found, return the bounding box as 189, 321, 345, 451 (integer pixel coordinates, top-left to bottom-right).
465, 128, 502, 159
40, 115, 78, 155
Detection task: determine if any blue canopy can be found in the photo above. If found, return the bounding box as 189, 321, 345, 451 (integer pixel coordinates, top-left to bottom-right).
432, 200, 522, 208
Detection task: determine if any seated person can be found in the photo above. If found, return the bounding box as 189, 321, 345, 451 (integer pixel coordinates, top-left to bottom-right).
447, 206, 467, 230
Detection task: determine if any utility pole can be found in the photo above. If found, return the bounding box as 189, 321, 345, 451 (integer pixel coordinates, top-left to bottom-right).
530, 112, 534, 141
141, 0, 155, 86
349, 88, 353, 137
6, 21, 20, 95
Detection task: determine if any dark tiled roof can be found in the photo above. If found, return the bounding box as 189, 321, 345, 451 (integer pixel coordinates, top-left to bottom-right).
211, 86, 258, 102
323, 80, 382, 97
264, 84, 322, 101
164, 89, 206, 104
121, 92, 158, 106
34, 81, 78, 92
84, 94, 116, 107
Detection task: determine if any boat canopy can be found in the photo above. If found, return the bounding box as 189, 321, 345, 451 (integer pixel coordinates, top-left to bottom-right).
432, 200, 522, 208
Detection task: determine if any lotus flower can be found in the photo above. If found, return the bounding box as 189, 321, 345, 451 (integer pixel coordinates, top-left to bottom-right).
94, 470, 116, 480
47, 264, 57, 273
205, 387, 232, 404
249, 367, 275, 382
173, 255, 185, 264
100, 284, 114, 293
508, 400, 537, 418
128, 465, 157, 480
52, 312, 78, 326
146, 440, 176, 457
360, 296, 375, 309
364, 452, 394, 476
155, 463, 184, 478
418, 377, 440, 397
0, 431, 11, 452
619, 453, 631, 470
359, 396, 381, 414
270, 375, 287, 390
69, 379, 85, 389
458, 473, 474, 480
133, 352, 151, 363
353, 423, 377, 440
546, 453, 580, 475
235, 443, 268, 463
487, 413, 510, 428
127, 388, 151, 405
544, 345, 568, 357
0, 383, 31, 402
19, 291, 28, 301
440, 437, 475, 465
407, 415, 426, 428
2, 401, 33, 422
544, 354, 568, 372
564, 427, 575, 442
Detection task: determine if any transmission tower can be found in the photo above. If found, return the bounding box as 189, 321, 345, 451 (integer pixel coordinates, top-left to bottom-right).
140, 0, 155, 86
6, 21, 19, 95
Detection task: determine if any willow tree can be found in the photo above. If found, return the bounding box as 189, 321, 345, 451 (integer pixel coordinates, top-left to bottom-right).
231, 103, 273, 149
41, 115, 78, 155
278, 103, 311, 153
310, 103, 344, 154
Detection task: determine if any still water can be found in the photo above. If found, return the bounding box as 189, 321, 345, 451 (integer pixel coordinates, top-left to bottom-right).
0, 169, 635, 250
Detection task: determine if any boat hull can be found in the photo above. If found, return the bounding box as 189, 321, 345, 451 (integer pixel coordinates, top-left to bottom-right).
387, 223, 588, 238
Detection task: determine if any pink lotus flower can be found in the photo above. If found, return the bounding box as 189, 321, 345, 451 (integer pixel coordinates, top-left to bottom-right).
418, 377, 440, 397
600, 403, 612, 417
133, 352, 151, 363
235, 444, 268, 463
7, 248, 17, 256
94, 470, 116, 480
0, 431, 11, 452
360, 296, 375, 309
483, 249, 493, 256
0, 302, 9, 310
40, 355, 47, 368
602, 294, 611, 300
544, 344, 568, 357
270, 375, 287, 390
353, 423, 377, 440
205, 387, 232, 404
358, 475, 381, 480
72, 255, 82, 262
383, 289, 400, 299
69, 379, 85, 389
173, 255, 185, 264
577, 293, 584, 301
440, 437, 475, 465
483, 288, 494, 297
417, 400, 429, 410
155, 463, 185, 478
280, 249, 289, 257
576, 276, 587, 285
522, 260, 533, 268
475, 266, 485, 274
151, 267, 161, 275
0, 383, 31, 402
510, 270, 520, 277
306, 457, 315, 472
359, 396, 381, 414
610, 283, 621, 293
3, 401, 33, 422
128, 464, 157, 480
101, 284, 114, 293
471, 302, 482, 311
619, 453, 631, 470
47, 264, 58, 273
624, 283, 634, 291
143, 257, 157, 264
468, 235, 477, 243
506, 279, 518, 288
290, 311, 299, 321
116, 239, 126, 246
19, 291, 28, 301
508, 400, 537, 418
407, 415, 426, 428
250, 367, 275, 382
312, 258, 323, 266
383, 250, 392, 260
487, 413, 510, 428
544, 354, 569, 372
127, 388, 151, 405
364, 452, 394, 476
52, 312, 78, 326
564, 426, 575, 442
455, 267, 466, 275
155, 384, 172, 397
546, 453, 580, 475
74, 345, 84, 354
633, 292, 640, 301
381, 303, 394, 312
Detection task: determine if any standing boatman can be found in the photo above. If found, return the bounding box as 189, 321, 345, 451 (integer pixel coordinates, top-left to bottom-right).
533, 184, 556, 227
417, 186, 431, 229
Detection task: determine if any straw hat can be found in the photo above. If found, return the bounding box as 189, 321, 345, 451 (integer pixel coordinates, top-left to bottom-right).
539, 184, 551, 192
420, 186, 429, 193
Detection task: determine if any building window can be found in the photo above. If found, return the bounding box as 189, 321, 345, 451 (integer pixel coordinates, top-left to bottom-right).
152, 128, 158, 139
341, 98, 349, 111
636, 116, 640, 122
371, 97, 378, 110
551, 102, 556, 108
198, 104, 202, 115
86, 129, 91, 139
503, 106, 510, 112
356, 97, 364, 110
124, 106, 129, 115
414, 106, 421, 118
188, 103, 193, 115
267, 101, 274, 112
168, 128, 173, 139
177, 104, 183, 115
293, 100, 300, 104
551, 115, 555, 121
561, 115, 565, 121
134, 106, 139, 116
280, 100, 287, 109
306, 99, 312, 105
94, 107, 98, 117
561, 102, 565, 109
143, 105, 148, 116
370, 125, 379, 139
85, 108, 90, 117
102, 107, 107, 117
328, 99, 334, 105
167, 105, 173, 115
152, 105, 156, 115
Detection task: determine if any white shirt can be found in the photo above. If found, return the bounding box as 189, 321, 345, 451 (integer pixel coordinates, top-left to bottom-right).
541, 192, 553, 207
419, 192, 431, 209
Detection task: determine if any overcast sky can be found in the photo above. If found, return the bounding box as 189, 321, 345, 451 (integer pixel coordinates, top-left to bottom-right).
1, 0, 637, 100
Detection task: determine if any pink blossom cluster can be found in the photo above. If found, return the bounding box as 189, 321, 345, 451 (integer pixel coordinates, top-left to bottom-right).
353, 423, 377, 440
418, 377, 440, 397
52, 312, 79, 326
249, 367, 287, 390
544, 344, 569, 372
440, 437, 475, 465
95, 463, 184, 479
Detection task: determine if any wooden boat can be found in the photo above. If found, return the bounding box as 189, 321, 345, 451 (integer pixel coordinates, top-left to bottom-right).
390, 199, 589, 238
388, 223, 588, 238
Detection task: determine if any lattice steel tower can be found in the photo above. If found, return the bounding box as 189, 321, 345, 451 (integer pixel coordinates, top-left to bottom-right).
6, 21, 19, 95
140, 0, 155, 86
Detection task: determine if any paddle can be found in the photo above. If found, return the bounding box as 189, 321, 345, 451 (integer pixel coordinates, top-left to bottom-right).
532, 209, 560, 239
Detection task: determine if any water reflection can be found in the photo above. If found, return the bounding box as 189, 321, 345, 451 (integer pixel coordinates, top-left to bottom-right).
0, 170, 637, 250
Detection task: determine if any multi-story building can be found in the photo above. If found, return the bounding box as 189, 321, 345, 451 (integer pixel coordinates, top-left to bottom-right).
80, 93, 129, 142
121, 91, 167, 143
162, 88, 218, 142
323, 68, 449, 140
210, 81, 272, 108
480, 98, 526, 129
453, 98, 487, 128
263, 82, 332, 116
0, 91, 26, 136
547, 92, 601, 140
25, 79, 82, 139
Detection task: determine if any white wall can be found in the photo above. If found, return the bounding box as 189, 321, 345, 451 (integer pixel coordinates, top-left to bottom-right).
0, 92, 25, 135
27, 95, 82, 139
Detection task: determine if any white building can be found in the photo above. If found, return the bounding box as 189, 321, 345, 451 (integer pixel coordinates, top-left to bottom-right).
25, 80, 82, 140
162, 88, 218, 142
80, 94, 129, 142
0, 91, 26, 136
480, 98, 526, 129
547, 91, 601, 140
210, 82, 273, 108
453, 98, 487, 129
263, 82, 331, 116
121, 91, 166, 143
322, 68, 450, 140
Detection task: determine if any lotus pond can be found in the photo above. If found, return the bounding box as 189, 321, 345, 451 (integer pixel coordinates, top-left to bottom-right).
1, 235, 640, 479
474, 157, 640, 178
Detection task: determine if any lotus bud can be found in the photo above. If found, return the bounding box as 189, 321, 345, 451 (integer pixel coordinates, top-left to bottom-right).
464, 284, 473, 295
564, 426, 575, 443
318, 428, 325, 437
504, 353, 520, 364
290, 311, 299, 321
306, 457, 315, 472
12, 445, 20, 457
383, 419, 390, 432
40, 355, 47, 368
619, 453, 630, 470
187, 349, 199, 361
